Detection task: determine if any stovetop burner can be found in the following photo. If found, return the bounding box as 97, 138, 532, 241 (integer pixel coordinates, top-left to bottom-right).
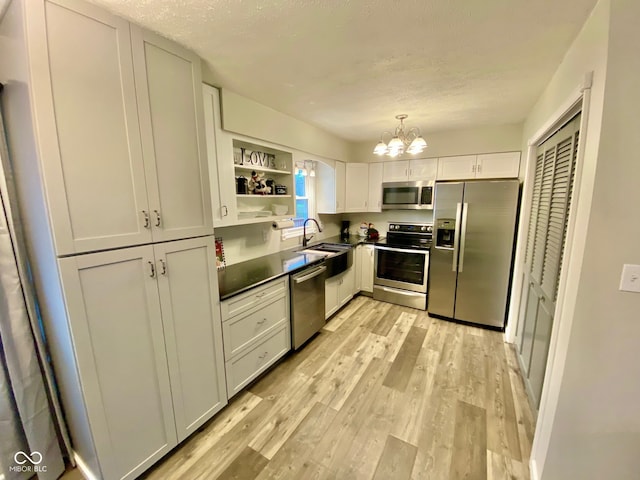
385, 222, 433, 250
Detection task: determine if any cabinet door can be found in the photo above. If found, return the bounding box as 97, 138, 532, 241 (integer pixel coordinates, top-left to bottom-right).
335, 161, 346, 213
59, 247, 176, 480
408, 158, 438, 180
203, 85, 236, 226
325, 276, 340, 319
383, 160, 409, 182
354, 245, 362, 292
367, 163, 383, 212
132, 27, 213, 242
361, 245, 375, 293
154, 237, 227, 442
339, 266, 355, 306
437, 155, 478, 180
476, 152, 521, 179
345, 163, 369, 212
35, 0, 151, 255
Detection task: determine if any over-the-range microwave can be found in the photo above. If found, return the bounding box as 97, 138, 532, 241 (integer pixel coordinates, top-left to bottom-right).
381, 180, 434, 210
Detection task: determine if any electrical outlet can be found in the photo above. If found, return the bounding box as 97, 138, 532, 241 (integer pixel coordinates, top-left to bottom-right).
262, 229, 269, 243
619, 264, 640, 293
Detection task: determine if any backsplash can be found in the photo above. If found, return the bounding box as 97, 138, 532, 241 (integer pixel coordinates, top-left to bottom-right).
343, 211, 434, 236
215, 215, 341, 265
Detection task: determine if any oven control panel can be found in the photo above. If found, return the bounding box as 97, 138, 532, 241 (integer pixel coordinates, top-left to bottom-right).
388, 223, 433, 234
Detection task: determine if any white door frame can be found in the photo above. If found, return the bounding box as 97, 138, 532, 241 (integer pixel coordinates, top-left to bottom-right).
505, 72, 594, 479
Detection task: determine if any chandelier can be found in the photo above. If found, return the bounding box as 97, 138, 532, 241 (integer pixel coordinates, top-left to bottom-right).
373, 114, 427, 157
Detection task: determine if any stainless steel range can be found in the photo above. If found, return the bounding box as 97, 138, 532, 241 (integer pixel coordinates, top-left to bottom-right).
373, 222, 432, 310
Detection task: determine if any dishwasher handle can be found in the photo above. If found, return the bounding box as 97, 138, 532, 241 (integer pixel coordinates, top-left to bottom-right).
294, 265, 327, 284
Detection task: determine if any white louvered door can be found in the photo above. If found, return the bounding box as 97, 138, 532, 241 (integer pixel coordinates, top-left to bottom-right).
517, 114, 580, 410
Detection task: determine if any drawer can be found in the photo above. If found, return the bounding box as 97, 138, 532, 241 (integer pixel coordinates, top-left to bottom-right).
222, 296, 288, 359
221, 277, 287, 320
225, 325, 291, 398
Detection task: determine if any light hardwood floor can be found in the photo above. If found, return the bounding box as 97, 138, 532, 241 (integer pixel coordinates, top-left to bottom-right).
134, 296, 536, 480
61, 297, 535, 480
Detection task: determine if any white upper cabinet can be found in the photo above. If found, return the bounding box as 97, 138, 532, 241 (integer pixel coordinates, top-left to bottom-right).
336, 161, 346, 213
132, 28, 213, 242
437, 152, 520, 180
383, 160, 410, 182
383, 159, 438, 182
437, 155, 478, 180
475, 152, 521, 179
367, 162, 383, 212
317, 160, 346, 214
36, 0, 152, 255
29, 0, 211, 255
345, 163, 369, 212
203, 85, 236, 226
408, 158, 438, 180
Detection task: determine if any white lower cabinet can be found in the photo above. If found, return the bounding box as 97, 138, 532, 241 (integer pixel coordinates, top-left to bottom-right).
58, 237, 226, 480
325, 265, 355, 319
360, 245, 374, 293
221, 277, 291, 398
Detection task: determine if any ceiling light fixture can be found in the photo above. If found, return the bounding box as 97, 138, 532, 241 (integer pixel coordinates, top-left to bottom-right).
373, 114, 427, 157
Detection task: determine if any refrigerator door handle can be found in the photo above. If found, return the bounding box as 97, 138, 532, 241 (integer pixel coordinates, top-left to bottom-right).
452, 202, 463, 271
459, 202, 469, 272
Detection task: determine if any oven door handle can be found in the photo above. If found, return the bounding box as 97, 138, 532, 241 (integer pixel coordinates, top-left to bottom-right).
379, 286, 424, 297
452, 202, 462, 272
374, 245, 428, 255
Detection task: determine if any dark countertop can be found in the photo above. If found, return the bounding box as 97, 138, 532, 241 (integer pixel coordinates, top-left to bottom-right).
218, 250, 325, 300
217, 235, 386, 300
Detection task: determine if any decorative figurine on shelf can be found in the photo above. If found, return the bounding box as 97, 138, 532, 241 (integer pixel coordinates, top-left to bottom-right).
248, 170, 271, 195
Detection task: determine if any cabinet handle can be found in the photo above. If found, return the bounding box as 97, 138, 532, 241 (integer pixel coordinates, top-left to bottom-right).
159, 259, 167, 275
142, 210, 150, 229
154, 210, 161, 227
148, 261, 156, 278
472, 164, 476, 173
258, 351, 268, 360
222, 205, 228, 217
255, 292, 266, 299
257, 318, 267, 326
477, 164, 482, 173
405, 169, 408, 177
409, 169, 412, 177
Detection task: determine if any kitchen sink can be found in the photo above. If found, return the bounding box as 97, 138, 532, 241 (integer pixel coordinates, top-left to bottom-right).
299, 243, 353, 278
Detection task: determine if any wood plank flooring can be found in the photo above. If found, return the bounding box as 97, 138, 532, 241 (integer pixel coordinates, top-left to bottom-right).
141, 296, 535, 480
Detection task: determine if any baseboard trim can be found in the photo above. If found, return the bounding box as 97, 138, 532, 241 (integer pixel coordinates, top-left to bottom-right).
73, 452, 100, 480
530, 458, 540, 480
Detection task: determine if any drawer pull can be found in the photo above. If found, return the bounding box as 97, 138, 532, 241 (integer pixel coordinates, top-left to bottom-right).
255, 292, 266, 299
258, 351, 269, 360
257, 318, 267, 326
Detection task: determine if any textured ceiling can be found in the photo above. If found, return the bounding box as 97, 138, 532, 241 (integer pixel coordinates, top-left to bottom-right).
90, 0, 598, 142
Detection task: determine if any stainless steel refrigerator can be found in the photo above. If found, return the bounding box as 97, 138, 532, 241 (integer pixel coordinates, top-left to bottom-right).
429, 180, 519, 328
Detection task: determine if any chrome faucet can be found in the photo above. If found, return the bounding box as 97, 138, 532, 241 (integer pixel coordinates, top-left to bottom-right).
302, 218, 323, 247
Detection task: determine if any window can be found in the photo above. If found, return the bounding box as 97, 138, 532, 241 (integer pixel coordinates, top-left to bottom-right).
282, 161, 316, 239
294, 169, 309, 227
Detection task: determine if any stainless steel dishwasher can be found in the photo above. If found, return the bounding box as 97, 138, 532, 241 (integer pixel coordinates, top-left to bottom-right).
290, 264, 327, 349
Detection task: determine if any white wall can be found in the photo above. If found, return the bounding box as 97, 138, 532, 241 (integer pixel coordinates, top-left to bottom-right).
343, 211, 433, 237
352, 123, 524, 164
217, 88, 354, 163
533, 0, 640, 478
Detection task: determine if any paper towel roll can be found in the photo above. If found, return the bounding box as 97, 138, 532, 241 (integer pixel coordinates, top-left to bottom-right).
272, 219, 295, 230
